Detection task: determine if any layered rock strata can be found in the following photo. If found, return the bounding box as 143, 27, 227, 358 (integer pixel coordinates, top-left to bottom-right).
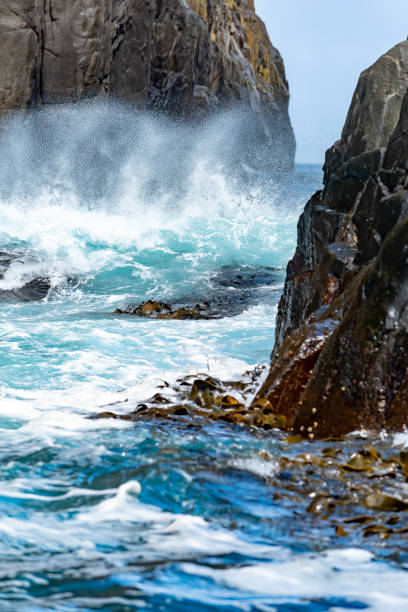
0, 0, 295, 169
256, 41, 408, 436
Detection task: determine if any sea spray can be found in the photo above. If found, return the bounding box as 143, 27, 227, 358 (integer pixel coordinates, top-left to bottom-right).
0, 102, 341, 611
0, 101, 306, 294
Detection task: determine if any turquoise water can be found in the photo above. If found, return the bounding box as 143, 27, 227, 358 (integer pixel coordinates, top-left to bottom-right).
0, 104, 407, 611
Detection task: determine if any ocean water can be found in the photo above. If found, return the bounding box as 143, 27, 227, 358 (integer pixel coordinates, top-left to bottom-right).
0, 103, 407, 611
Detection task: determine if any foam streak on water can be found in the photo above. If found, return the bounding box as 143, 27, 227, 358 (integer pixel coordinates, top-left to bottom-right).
1, 103, 404, 611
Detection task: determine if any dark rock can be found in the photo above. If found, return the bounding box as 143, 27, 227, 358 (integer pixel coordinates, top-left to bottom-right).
114, 300, 208, 320
323, 42, 408, 180
1, 277, 51, 302
114, 264, 281, 320
0, 0, 295, 171
0, 251, 50, 302
257, 41, 408, 437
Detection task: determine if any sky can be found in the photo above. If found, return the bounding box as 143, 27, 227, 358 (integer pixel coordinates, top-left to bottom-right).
256, 0, 408, 163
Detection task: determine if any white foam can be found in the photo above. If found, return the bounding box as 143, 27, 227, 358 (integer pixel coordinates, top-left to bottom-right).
180, 549, 408, 611
393, 431, 408, 447
3, 474, 405, 612
231, 456, 279, 479
0, 103, 301, 292
0, 478, 271, 562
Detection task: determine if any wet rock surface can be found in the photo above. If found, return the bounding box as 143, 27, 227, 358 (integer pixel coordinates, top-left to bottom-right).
0, 0, 295, 171
95, 379, 408, 548
259, 41, 408, 437
0, 251, 50, 302
114, 264, 281, 319
93, 369, 273, 430
96, 368, 292, 430
115, 300, 209, 320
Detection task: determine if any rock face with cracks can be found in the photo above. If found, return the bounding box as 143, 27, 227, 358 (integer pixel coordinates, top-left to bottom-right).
0, 0, 295, 170
256, 41, 408, 437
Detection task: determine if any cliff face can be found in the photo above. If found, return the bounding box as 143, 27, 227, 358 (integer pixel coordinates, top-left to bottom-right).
256, 41, 408, 437
0, 0, 295, 170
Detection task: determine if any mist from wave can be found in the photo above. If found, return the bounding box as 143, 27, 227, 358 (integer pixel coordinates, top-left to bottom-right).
0, 101, 311, 294
8, 103, 401, 612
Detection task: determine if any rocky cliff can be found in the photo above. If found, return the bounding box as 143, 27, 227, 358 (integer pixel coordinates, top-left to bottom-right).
0, 0, 295, 170
255, 41, 408, 436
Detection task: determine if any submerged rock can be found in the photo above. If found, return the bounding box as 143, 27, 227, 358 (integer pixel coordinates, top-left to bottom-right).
0, 277, 51, 303
114, 264, 281, 320
0, 0, 295, 171
115, 300, 208, 320
0, 251, 50, 302
257, 41, 408, 437
94, 368, 292, 431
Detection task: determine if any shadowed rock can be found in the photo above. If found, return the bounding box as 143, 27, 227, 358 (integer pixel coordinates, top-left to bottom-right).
0, 0, 295, 171
0, 251, 50, 302
256, 41, 408, 437
0, 277, 51, 302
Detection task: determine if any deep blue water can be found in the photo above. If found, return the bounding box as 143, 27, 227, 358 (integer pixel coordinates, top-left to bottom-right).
0, 104, 407, 611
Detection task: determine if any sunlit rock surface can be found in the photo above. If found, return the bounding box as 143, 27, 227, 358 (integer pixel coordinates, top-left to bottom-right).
0, 0, 295, 170
257, 41, 408, 436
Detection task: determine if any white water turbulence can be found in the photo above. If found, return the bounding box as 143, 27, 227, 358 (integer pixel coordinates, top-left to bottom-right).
0, 101, 315, 406
1, 101, 405, 612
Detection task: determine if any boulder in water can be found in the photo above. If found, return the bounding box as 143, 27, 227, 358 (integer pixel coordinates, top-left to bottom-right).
114, 300, 208, 320
0, 251, 50, 302
113, 265, 281, 320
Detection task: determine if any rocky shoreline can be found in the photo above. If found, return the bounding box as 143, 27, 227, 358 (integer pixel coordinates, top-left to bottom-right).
2, 3, 408, 440
3, 9, 408, 608
95, 367, 408, 544
104, 41, 408, 440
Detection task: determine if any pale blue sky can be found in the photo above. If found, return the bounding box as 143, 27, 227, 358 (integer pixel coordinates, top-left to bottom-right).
256, 0, 408, 163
